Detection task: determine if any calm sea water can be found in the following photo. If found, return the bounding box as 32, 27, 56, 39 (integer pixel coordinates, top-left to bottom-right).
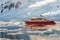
0, 25, 30, 40
0, 22, 60, 39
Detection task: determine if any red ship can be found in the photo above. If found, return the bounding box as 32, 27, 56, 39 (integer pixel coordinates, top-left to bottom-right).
25, 15, 56, 31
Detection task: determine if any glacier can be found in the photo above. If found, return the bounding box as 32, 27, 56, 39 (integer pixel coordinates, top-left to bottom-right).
0, 0, 60, 21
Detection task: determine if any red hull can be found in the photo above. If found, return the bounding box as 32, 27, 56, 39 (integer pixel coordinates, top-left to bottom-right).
25, 20, 55, 26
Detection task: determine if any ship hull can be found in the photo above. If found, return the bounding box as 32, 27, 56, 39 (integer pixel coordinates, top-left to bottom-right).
25, 20, 55, 25
25, 20, 56, 31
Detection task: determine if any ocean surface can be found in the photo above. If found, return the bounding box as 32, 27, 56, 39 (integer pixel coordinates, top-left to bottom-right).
0, 21, 60, 40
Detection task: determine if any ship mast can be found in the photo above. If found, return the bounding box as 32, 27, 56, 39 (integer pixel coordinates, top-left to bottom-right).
40, 14, 47, 20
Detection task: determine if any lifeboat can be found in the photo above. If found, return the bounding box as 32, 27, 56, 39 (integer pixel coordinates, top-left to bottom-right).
25, 15, 56, 31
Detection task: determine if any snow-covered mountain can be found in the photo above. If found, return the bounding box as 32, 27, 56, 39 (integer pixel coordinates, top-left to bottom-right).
0, 0, 60, 21
42, 10, 60, 21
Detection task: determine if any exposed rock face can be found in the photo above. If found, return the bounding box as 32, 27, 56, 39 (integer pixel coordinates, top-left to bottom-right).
8, 3, 15, 10
15, 2, 21, 8
0, 1, 21, 13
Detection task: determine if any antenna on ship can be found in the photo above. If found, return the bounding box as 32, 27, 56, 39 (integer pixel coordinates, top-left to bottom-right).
40, 14, 46, 18
40, 14, 48, 20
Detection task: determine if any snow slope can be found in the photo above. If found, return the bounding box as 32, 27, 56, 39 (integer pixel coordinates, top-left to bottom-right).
0, 0, 60, 21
